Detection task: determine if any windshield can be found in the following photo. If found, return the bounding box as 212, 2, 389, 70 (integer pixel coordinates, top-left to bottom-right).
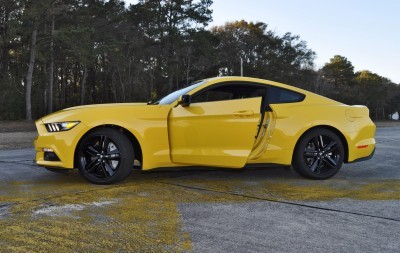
155, 80, 205, 105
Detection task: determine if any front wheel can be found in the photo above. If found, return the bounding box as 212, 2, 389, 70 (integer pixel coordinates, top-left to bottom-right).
292, 129, 344, 179
77, 128, 134, 184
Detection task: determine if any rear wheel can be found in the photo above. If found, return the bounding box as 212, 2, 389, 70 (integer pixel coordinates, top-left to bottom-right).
292, 128, 344, 179
77, 128, 134, 184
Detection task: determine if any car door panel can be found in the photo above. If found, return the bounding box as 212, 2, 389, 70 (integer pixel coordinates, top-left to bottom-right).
168, 97, 262, 168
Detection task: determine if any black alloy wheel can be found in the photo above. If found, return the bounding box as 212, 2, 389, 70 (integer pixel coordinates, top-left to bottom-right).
292, 128, 344, 179
77, 128, 134, 184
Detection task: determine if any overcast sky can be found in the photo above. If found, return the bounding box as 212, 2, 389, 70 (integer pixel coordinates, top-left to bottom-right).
124, 0, 400, 84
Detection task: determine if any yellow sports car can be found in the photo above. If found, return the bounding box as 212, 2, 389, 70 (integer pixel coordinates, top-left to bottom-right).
34, 77, 376, 184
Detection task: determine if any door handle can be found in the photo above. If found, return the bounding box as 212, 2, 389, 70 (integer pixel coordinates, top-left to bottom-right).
233, 110, 254, 117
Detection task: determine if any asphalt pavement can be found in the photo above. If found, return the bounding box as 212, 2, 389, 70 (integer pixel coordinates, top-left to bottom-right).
0, 127, 399, 252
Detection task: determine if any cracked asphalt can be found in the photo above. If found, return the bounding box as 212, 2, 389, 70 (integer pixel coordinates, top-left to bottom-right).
0, 127, 399, 252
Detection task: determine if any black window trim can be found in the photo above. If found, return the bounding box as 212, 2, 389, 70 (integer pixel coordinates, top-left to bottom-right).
266, 85, 306, 104
190, 81, 306, 108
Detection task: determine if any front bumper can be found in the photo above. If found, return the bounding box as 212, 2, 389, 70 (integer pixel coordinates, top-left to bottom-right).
34, 120, 87, 169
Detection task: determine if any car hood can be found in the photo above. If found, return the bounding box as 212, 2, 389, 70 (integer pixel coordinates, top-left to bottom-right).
61, 103, 148, 111
39, 103, 159, 124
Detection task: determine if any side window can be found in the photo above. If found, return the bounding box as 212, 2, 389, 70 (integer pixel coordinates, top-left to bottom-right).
267, 86, 305, 104
191, 84, 267, 104
192, 89, 233, 103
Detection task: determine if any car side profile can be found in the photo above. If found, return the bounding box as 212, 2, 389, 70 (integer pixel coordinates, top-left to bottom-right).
34, 76, 376, 184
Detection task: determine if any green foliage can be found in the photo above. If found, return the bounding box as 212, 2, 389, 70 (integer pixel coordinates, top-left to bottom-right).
210, 20, 316, 85
319, 57, 399, 120
0, 75, 25, 120
354, 71, 392, 119
322, 55, 355, 87
0, 0, 398, 121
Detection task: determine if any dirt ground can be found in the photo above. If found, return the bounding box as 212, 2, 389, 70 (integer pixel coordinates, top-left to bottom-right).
0, 121, 36, 149
0, 120, 399, 150
374, 121, 400, 127
0, 121, 36, 133
0, 121, 399, 252
0, 126, 399, 252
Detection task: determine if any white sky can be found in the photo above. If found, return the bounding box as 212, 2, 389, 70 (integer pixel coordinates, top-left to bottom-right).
124, 0, 400, 84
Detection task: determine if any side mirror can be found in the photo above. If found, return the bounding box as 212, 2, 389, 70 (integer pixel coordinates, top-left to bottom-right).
178, 94, 191, 107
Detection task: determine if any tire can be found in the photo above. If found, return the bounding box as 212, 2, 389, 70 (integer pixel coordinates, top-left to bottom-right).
292, 128, 344, 179
77, 128, 134, 184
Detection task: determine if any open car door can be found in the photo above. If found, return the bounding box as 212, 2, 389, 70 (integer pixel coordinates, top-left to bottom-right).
168, 97, 262, 168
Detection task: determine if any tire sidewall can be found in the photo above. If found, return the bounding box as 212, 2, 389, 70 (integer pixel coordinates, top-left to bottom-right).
293, 128, 344, 179
78, 128, 134, 184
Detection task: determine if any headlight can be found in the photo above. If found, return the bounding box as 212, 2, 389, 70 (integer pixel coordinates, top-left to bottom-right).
45, 121, 80, 132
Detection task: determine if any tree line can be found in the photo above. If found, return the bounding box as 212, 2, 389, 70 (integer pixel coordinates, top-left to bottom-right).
0, 0, 399, 121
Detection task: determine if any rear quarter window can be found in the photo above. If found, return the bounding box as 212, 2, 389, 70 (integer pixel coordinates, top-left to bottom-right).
267, 86, 305, 104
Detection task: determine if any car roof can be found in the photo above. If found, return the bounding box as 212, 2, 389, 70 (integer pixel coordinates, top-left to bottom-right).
186, 76, 342, 106
199, 76, 306, 93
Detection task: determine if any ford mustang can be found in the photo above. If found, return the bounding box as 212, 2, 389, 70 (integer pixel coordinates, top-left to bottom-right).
34, 76, 376, 184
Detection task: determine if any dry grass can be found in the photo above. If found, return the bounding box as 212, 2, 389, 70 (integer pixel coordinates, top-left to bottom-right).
0, 121, 36, 133
0, 121, 36, 149
374, 120, 400, 127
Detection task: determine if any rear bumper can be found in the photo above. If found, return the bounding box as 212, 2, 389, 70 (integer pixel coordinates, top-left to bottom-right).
348, 147, 375, 163
345, 119, 376, 163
